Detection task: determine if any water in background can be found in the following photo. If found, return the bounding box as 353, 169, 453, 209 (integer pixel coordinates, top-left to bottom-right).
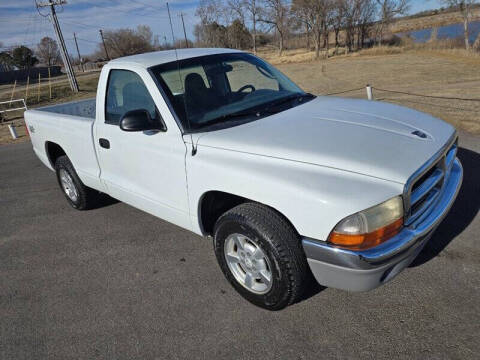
399, 21, 480, 44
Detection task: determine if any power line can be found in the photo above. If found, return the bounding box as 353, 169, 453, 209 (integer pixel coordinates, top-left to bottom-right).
126, 0, 165, 12
60, 19, 98, 30
68, 37, 98, 44
94, 1, 168, 19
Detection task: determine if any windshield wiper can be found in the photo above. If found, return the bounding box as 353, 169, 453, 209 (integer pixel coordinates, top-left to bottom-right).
196, 109, 263, 129
264, 93, 315, 113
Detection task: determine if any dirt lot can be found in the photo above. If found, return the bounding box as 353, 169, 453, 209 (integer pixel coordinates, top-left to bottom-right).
0, 72, 99, 145
1, 48, 480, 145
267, 48, 480, 134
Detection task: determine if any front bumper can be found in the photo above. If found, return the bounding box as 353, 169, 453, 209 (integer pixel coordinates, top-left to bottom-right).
302, 158, 463, 292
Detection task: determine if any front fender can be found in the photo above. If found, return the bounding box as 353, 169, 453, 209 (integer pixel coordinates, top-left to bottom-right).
186, 145, 404, 241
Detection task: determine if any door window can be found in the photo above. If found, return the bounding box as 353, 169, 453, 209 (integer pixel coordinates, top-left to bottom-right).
105, 69, 158, 125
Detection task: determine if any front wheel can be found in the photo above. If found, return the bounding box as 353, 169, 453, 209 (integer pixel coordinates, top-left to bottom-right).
213, 203, 309, 310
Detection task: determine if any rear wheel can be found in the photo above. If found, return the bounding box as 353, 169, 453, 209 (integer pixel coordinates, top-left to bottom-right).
213, 203, 309, 310
55, 155, 99, 210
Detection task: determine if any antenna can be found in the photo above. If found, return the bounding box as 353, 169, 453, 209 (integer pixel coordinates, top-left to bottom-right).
166, 2, 196, 154
166, 3, 176, 48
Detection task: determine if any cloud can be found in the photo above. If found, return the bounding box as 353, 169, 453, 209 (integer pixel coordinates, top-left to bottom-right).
0, 0, 199, 55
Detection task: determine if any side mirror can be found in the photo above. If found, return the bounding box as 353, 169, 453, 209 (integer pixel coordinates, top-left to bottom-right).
119, 109, 165, 132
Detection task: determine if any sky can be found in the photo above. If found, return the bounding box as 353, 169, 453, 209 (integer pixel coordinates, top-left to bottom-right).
0, 0, 445, 57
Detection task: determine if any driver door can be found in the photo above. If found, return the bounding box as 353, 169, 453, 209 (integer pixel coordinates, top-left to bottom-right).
94, 67, 191, 230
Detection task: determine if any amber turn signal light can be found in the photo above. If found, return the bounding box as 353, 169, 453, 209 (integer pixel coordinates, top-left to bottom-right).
328, 218, 404, 251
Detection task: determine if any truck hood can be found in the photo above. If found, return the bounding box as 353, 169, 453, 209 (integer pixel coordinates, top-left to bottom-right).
195, 97, 456, 184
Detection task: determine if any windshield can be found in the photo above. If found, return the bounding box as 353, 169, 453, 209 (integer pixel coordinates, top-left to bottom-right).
150, 53, 313, 132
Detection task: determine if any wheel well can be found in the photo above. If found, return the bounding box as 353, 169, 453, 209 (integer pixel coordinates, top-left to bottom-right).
199, 191, 248, 236
45, 142, 66, 167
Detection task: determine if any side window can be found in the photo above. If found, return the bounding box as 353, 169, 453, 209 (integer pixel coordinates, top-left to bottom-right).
105, 69, 158, 125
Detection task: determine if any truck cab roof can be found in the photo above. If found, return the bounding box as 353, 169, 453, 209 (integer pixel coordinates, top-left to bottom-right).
108, 48, 243, 69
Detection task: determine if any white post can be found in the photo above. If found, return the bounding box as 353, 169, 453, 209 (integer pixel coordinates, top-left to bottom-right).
366, 85, 373, 101
8, 124, 18, 139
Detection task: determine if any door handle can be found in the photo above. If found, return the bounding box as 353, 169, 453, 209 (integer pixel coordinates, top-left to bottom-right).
99, 138, 110, 149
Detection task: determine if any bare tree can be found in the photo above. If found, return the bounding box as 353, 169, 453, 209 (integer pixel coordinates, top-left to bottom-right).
99, 25, 155, 58
440, 0, 478, 50
291, 0, 313, 49
332, 0, 346, 50
226, 0, 259, 53
259, 0, 290, 55
195, 0, 229, 47
375, 0, 410, 44
228, 0, 247, 25
341, 0, 364, 51
245, 0, 260, 53
36, 37, 60, 67
292, 0, 334, 58
196, 0, 226, 25
356, 0, 377, 48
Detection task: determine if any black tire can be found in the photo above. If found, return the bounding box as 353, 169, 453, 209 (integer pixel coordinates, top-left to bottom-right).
213, 203, 309, 310
54, 155, 99, 210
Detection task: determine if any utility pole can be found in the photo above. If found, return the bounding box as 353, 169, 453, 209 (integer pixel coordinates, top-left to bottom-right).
179, 13, 189, 48
36, 0, 79, 92
99, 30, 110, 60
73, 33, 84, 72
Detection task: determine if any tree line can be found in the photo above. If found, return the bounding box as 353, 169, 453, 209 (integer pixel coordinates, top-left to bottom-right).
194, 0, 412, 57
194, 0, 479, 57
1, 0, 477, 72
0, 37, 60, 71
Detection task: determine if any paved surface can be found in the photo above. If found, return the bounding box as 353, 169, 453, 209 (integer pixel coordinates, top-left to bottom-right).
1, 132, 479, 360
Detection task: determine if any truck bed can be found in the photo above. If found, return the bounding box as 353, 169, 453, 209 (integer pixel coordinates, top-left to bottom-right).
24, 98, 102, 192
36, 98, 96, 119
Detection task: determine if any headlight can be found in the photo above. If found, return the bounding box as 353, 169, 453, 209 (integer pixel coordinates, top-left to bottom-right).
328, 196, 404, 250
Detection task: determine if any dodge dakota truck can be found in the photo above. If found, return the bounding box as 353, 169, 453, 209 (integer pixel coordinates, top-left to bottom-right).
25, 48, 463, 310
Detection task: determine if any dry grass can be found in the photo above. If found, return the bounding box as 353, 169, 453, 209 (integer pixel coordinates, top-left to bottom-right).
0, 72, 99, 110
258, 48, 318, 64
274, 49, 480, 134
0, 119, 28, 145
1, 47, 479, 145
0, 73, 99, 145
355, 46, 405, 56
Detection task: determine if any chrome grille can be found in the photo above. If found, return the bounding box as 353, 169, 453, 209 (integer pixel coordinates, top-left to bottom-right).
404, 137, 457, 227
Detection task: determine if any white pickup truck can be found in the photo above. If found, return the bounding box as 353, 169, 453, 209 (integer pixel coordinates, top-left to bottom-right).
25, 48, 463, 310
